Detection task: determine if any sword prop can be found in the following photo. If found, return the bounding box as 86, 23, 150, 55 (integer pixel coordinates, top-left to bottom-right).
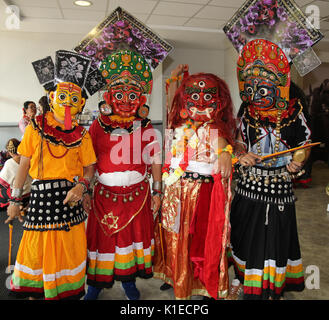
261, 142, 321, 161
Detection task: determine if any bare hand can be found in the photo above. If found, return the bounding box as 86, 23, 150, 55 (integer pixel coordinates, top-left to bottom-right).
239, 152, 262, 167
213, 151, 232, 179
286, 160, 303, 173
171, 64, 189, 78
63, 184, 84, 206
5, 204, 23, 224
151, 195, 161, 213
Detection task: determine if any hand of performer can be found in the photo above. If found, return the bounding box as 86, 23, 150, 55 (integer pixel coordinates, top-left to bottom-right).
286, 160, 303, 173
214, 151, 232, 179
151, 194, 161, 213
238, 152, 262, 167
5, 204, 23, 224
63, 183, 85, 206
82, 193, 92, 213
171, 64, 189, 77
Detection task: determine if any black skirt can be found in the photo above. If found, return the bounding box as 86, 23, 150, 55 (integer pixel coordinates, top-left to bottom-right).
229, 166, 305, 300
23, 179, 87, 232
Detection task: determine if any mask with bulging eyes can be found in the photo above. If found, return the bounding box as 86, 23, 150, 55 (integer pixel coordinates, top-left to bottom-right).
103, 84, 147, 118
49, 82, 86, 130
243, 78, 280, 110
182, 78, 219, 122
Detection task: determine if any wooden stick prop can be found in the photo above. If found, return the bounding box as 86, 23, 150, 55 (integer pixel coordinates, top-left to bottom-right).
261, 142, 321, 161
158, 208, 165, 262
7, 221, 13, 272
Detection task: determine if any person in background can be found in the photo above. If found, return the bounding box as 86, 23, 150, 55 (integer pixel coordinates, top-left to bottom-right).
18, 101, 37, 135
0, 149, 10, 171
37, 96, 51, 115
0, 138, 32, 209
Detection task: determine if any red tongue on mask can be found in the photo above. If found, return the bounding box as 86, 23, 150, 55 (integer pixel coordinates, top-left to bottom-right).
64, 106, 72, 130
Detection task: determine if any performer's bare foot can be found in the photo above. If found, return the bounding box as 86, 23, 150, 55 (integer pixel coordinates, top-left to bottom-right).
225, 280, 243, 300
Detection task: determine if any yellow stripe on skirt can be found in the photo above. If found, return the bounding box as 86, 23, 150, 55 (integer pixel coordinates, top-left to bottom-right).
11, 223, 87, 300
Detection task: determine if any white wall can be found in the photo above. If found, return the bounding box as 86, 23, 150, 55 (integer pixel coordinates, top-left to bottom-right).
0, 31, 82, 123
224, 45, 240, 116
162, 47, 224, 78
0, 30, 164, 123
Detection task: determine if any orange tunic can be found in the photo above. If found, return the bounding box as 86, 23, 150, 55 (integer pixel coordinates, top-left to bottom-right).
11, 112, 97, 300
18, 112, 96, 181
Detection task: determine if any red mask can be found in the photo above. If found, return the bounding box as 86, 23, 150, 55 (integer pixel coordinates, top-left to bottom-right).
183, 78, 219, 122
103, 85, 146, 118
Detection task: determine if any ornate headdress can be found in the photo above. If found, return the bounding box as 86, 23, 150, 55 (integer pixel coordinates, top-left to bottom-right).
100, 50, 153, 94
74, 7, 173, 95
237, 39, 291, 107
224, 0, 324, 111
32, 50, 107, 96
223, 0, 323, 72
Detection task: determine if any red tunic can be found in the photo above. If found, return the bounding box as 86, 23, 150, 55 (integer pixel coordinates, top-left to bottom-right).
86, 116, 160, 286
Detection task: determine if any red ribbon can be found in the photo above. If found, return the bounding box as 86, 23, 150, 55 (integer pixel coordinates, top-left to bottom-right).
189, 173, 226, 299
64, 106, 72, 130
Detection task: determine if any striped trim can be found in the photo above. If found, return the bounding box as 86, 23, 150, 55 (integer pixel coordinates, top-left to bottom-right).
230, 249, 304, 295
11, 260, 87, 299
14, 262, 43, 276
87, 240, 154, 277
43, 261, 86, 282
14, 260, 86, 281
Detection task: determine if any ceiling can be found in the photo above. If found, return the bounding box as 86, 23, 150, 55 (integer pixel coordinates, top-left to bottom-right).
1, 0, 329, 51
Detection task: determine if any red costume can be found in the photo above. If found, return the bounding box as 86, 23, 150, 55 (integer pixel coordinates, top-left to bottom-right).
86, 113, 159, 286
153, 71, 236, 299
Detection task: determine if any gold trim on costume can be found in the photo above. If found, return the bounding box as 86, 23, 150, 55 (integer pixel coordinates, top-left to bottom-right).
101, 211, 119, 230
94, 182, 150, 237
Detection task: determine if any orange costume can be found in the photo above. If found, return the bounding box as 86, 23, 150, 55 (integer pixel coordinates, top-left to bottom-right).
9, 50, 103, 300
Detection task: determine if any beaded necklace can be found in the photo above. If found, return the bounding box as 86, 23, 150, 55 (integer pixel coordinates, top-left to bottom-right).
162, 120, 211, 186
253, 108, 282, 168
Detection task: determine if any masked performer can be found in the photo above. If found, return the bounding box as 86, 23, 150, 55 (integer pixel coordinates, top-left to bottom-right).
153, 64, 236, 300
74, 8, 172, 300
228, 39, 311, 300
83, 49, 163, 300
5, 50, 104, 300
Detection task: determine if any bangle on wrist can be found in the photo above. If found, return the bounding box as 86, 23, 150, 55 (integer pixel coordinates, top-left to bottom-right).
152, 181, 162, 192
235, 150, 247, 159
166, 75, 182, 85
217, 145, 233, 158
235, 140, 247, 148
11, 188, 23, 198
10, 198, 23, 206
77, 177, 90, 194
152, 190, 162, 197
